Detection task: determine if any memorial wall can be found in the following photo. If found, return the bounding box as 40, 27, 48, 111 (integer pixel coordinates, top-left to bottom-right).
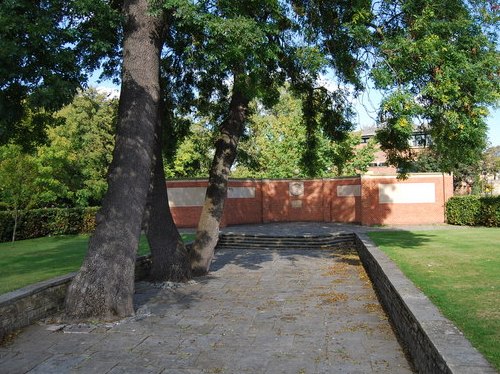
166, 173, 453, 227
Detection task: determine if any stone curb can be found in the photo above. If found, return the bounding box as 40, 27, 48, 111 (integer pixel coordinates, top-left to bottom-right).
355, 232, 497, 374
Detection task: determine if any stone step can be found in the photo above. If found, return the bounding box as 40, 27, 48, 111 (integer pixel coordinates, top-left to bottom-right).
216, 238, 353, 247
218, 233, 354, 241
216, 232, 356, 250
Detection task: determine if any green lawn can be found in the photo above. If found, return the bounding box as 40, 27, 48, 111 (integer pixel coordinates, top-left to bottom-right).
0, 233, 196, 295
368, 228, 500, 370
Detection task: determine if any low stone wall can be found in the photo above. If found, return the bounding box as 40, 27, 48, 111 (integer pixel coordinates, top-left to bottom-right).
0, 273, 73, 342
355, 233, 496, 374
0, 255, 151, 342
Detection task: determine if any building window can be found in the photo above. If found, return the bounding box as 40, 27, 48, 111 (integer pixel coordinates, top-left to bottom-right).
410, 133, 432, 148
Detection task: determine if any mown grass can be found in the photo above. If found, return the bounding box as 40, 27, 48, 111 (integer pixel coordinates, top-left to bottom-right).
0, 233, 196, 295
368, 228, 500, 370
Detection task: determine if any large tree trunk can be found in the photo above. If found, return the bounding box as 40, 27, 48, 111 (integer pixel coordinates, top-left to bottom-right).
143, 117, 191, 282
190, 76, 249, 276
64, 0, 165, 320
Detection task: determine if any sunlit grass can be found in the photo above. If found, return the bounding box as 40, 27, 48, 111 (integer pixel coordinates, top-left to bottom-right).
369, 228, 500, 370
0, 232, 196, 295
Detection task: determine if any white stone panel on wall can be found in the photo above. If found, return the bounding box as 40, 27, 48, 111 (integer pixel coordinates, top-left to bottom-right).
378, 183, 435, 204
337, 185, 361, 197
168, 186, 256, 206
228, 186, 255, 199
168, 187, 206, 207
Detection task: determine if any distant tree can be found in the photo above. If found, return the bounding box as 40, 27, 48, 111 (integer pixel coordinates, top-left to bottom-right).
234, 89, 307, 178
165, 122, 214, 178
234, 88, 375, 178
0, 145, 41, 241
332, 135, 377, 176
483, 146, 500, 176
36, 89, 117, 207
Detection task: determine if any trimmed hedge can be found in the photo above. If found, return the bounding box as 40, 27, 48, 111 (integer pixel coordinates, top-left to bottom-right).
0, 207, 99, 242
446, 196, 500, 227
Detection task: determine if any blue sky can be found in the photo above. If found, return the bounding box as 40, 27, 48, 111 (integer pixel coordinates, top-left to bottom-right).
486, 108, 500, 147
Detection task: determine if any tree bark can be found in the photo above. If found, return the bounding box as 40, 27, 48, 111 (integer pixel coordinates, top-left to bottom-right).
190, 75, 249, 276
143, 117, 191, 282
64, 0, 165, 320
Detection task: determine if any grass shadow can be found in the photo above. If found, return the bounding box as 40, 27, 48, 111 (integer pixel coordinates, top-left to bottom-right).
367, 230, 436, 249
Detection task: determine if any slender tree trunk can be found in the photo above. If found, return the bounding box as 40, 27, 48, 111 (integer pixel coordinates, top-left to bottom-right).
64, 0, 165, 320
11, 204, 18, 243
190, 75, 249, 276
143, 117, 191, 282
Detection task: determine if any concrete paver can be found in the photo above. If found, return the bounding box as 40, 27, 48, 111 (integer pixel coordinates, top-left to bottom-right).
0, 223, 415, 373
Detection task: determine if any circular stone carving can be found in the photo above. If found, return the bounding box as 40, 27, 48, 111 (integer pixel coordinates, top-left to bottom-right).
289, 181, 304, 196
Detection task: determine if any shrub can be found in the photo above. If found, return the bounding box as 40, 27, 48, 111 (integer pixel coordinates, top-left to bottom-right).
446, 196, 500, 227
446, 196, 481, 226
477, 197, 500, 227
0, 207, 99, 242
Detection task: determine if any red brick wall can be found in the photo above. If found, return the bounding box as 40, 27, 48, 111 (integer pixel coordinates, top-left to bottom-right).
262, 180, 324, 222
360, 174, 453, 225
166, 174, 453, 228
328, 178, 362, 223
222, 180, 262, 226
166, 180, 204, 228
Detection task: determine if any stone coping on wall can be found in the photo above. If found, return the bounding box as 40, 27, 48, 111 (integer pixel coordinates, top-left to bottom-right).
355, 233, 496, 374
0, 238, 496, 373
165, 173, 450, 182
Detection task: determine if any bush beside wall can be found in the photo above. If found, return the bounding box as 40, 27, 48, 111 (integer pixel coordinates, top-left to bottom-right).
0, 207, 99, 242
446, 196, 500, 227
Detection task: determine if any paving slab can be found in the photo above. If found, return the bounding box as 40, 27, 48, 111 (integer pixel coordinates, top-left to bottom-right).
0, 237, 413, 373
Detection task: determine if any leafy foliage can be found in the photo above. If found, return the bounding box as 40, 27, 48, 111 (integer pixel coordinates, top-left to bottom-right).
160, 0, 361, 172
483, 146, 500, 176
446, 195, 500, 226
37, 89, 117, 207
0, 89, 117, 211
0, 0, 121, 148
0, 145, 42, 211
0, 144, 44, 240
165, 122, 214, 178
413, 146, 500, 193
0, 207, 99, 242
166, 87, 375, 179
372, 0, 500, 173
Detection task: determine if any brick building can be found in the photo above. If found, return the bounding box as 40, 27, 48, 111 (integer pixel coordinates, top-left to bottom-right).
359, 126, 432, 174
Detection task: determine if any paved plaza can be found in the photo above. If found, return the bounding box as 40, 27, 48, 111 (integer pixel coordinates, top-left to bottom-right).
0, 224, 415, 373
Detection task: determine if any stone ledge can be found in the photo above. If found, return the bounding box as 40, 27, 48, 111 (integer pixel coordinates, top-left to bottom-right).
355, 233, 496, 374
0, 255, 151, 342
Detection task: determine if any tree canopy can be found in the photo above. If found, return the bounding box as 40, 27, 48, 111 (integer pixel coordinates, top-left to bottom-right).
371, 0, 499, 172
0, 0, 121, 148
